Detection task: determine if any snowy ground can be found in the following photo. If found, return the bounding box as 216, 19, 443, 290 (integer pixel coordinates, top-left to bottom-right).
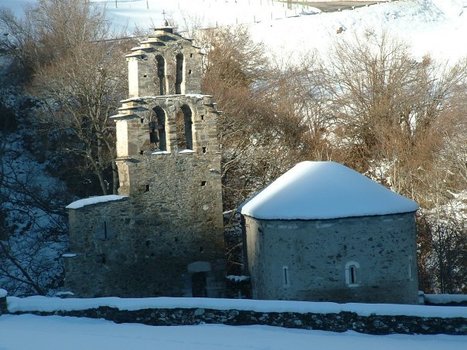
0, 314, 466, 350
1, 1, 467, 63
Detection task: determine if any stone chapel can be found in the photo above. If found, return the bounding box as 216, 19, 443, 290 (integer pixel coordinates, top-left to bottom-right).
64, 27, 226, 297
65, 28, 420, 305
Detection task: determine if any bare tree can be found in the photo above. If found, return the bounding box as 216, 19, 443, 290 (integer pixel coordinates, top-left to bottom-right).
0, 132, 69, 295
418, 211, 467, 294
0, 0, 130, 195
32, 39, 128, 195
321, 30, 467, 206
0, 0, 108, 78
199, 26, 323, 209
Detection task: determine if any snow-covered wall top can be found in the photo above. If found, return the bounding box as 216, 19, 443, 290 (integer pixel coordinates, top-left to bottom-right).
241, 161, 419, 220
66, 195, 128, 210
6, 296, 467, 319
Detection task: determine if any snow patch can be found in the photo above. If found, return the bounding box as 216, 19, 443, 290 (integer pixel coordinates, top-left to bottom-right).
152, 150, 170, 155
0, 289, 7, 298
430, 0, 464, 17
226, 275, 250, 282
66, 195, 127, 209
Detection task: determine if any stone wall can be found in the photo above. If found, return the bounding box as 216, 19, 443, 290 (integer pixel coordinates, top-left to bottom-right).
7, 304, 466, 335
245, 213, 419, 304
66, 164, 225, 298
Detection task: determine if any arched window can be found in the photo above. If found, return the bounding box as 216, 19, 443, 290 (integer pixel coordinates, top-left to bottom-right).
175, 53, 184, 94
345, 261, 360, 287
175, 105, 193, 150
151, 106, 167, 151
155, 55, 166, 95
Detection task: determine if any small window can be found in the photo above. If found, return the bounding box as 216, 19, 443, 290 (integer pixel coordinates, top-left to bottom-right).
202, 146, 207, 153
345, 261, 360, 287
349, 266, 357, 284
282, 266, 290, 287
200, 181, 206, 187
103, 221, 108, 240
408, 255, 413, 281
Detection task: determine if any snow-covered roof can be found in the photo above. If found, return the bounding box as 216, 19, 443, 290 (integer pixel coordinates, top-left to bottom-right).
66, 195, 128, 210
241, 161, 418, 220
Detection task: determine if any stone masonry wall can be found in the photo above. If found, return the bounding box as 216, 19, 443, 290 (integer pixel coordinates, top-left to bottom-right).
66, 169, 224, 298
246, 213, 419, 304
7, 304, 466, 335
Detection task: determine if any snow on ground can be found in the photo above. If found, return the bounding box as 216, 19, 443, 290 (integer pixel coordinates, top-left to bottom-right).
7, 295, 467, 318
0, 314, 466, 350
2, 1, 467, 63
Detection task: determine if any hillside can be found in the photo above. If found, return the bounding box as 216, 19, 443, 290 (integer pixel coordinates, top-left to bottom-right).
2, 1, 467, 63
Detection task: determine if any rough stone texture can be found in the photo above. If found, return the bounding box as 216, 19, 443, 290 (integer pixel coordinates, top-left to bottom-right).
65, 28, 225, 298
9, 306, 466, 335
245, 213, 419, 304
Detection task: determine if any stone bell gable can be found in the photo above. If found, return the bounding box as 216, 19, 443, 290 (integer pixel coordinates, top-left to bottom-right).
64, 28, 225, 298
126, 27, 203, 97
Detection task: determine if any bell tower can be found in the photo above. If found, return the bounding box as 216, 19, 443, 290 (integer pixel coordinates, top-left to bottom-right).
109, 27, 225, 296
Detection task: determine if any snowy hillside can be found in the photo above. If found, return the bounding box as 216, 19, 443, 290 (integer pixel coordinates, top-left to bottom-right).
1, 1, 467, 62
0, 84, 69, 295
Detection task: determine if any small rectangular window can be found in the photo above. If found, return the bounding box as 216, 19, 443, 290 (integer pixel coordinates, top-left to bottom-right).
103, 221, 108, 240
408, 256, 413, 280
282, 266, 290, 287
